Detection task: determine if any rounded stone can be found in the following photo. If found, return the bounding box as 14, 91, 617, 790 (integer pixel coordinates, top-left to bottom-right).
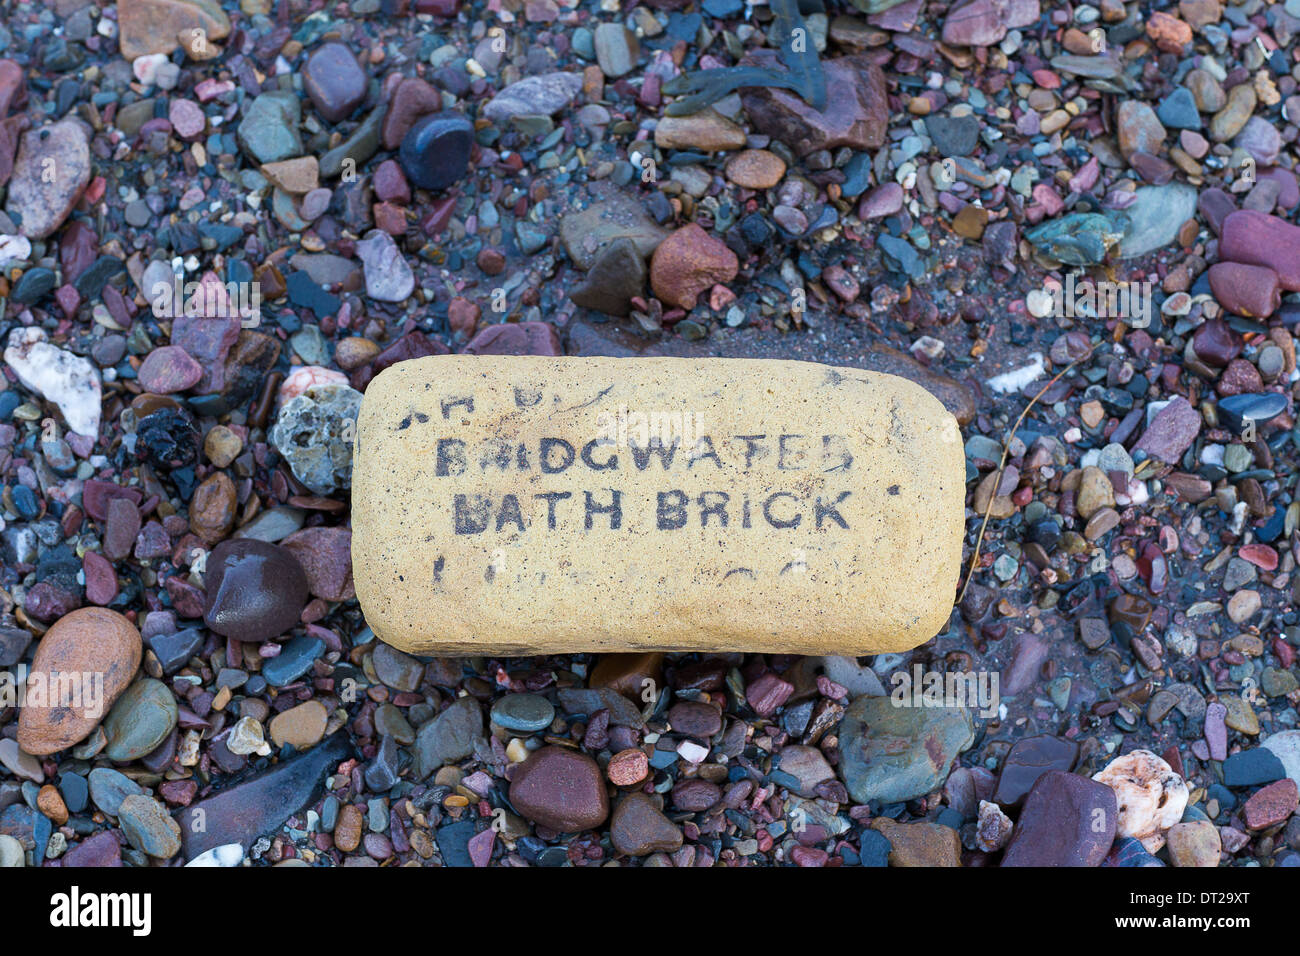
724, 149, 787, 189
16, 608, 143, 756
102, 678, 178, 762
507, 745, 609, 832
137, 345, 203, 394
117, 794, 182, 859
0, 834, 25, 867
398, 111, 473, 191
269, 699, 330, 750
490, 693, 555, 733
203, 538, 310, 642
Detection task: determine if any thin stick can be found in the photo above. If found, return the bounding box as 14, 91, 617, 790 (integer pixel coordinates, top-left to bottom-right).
956, 345, 1097, 606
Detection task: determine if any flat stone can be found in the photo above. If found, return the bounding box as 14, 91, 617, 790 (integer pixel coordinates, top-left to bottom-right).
137, 345, 203, 394
261, 636, 324, 687
412, 696, 484, 779
741, 54, 888, 156
117, 794, 181, 859
1002, 770, 1117, 866
482, 72, 583, 124
268, 699, 329, 750
281, 527, 354, 602
237, 91, 301, 165
654, 108, 747, 152
993, 734, 1079, 809
610, 792, 682, 855
1243, 778, 1298, 830
837, 695, 974, 804
1116, 183, 1198, 259
490, 694, 555, 733
508, 745, 609, 832
5, 121, 91, 240
87, 767, 144, 816
941, 0, 1039, 46
175, 732, 350, 860
102, 678, 177, 762
351, 356, 965, 657
118, 0, 230, 60
302, 42, 367, 124
869, 818, 962, 866
1219, 210, 1300, 292
17, 608, 142, 756
1134, 396, 1201, 463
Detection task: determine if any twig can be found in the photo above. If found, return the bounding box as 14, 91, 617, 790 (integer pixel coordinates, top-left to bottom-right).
955, 344, 1098, 606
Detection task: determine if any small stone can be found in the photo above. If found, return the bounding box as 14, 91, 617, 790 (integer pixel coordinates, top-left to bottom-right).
281, 527, 354, 602
302, 42, 367, 124
724, 149, 786, 189
270, 383, 362, 496
1243, 779, 1298, 830
870, 818, 962, 866
654, 108, 747, 152
482, 72, 584, 124
117, 794, 182, 859
5, 120, 90, 239
203, 539, 310, 642
1166, 820, 1221, 866
189, 471, 236, 543
1002, 770, 1117, 866
237, 91, 302, 165
412, 697, 484, 779
398, 111, 473, 192
649, 223, 739, 310
4, 327, 101, 437
594, 23, 639, 78
102, 678, 179, 762
490, 694, 555, 734
610, 792, 682, 856
837, 696, 974, 804
356, 229, 414, 302
334, 803, 363, 852
569, 237, 646, 317
993, 734, 1079, 809
508, 745, 609, 832
118, 0, 231, 60
1093, 749, 1189, 852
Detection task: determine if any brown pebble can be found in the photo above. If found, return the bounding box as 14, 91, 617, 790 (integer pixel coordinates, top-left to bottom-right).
37, 784, 69, 825
334, 803, 364, 852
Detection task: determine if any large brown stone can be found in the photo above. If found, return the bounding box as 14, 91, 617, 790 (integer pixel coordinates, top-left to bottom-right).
740, 54, 888, 156
649, 223, 739, 310
16, 608, 142, 755
117, 0, 232, 61
352, 355, 964, 656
